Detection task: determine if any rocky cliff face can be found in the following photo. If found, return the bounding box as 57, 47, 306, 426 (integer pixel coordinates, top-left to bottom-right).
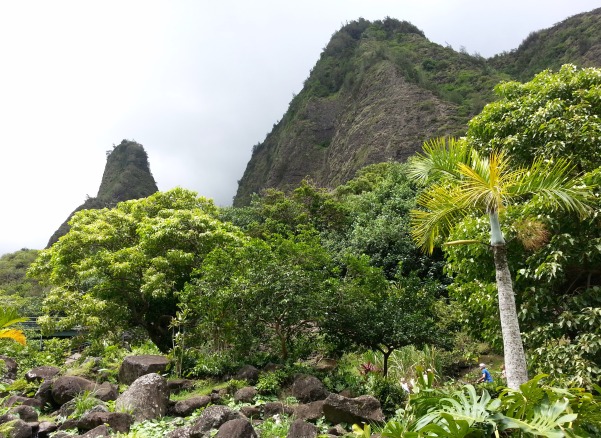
47, 140, 158, 247
234, 9, 601, 206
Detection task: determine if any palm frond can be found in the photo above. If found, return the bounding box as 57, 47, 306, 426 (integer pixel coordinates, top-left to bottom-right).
510, 158, 594, 217
411, 184, 472, 254
407, 137, 471, 183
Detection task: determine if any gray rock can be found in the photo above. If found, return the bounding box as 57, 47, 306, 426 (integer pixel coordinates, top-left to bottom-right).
172, 395, 211, 417
0, 356, 18, 381
286, 419, 319, 438
77, 411, 134, 434
264, 401, 294, 417
215, 418, 258, 437
293, 400, 325, 421
93, 381, 118, 402
51, 376, 95, 405
290, 374, 328, 403
25, 366, 61, 383
234, 365, 259, 384
9, 405, 38, 422
79, 424, 109, 437
234, 386, 257, 403
168, 378, 196, 394
323, 393, 384, 425
0, 419, 32, 438
118, 355, 170, 385
188, 405, 245, 438
115, 373, 169, 421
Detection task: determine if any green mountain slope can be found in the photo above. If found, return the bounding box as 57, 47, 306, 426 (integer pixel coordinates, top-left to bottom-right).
234, 9, 601, 206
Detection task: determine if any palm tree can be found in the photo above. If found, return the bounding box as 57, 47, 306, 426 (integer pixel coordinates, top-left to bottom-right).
408, 137, 592, 389
0, 307, 27, 346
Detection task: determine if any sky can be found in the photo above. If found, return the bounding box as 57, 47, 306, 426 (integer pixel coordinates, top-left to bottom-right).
1, 0, 600, 256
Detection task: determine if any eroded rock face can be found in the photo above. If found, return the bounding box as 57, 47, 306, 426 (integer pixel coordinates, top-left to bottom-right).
118, 355, 170, 385
322, 393, 385, 425
115, 373, 169, 422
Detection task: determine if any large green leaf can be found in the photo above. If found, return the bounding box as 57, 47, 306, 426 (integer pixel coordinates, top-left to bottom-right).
496, 398, 577, 437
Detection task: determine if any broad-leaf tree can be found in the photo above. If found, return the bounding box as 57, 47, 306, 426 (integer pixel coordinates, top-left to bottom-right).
29, 188, 247, 352
183, 229, 337, 361
324, 254, 448, 376
408, 137, 592, 389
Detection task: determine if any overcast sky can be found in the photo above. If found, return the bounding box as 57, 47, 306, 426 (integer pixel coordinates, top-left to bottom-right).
1, 1, 599, 256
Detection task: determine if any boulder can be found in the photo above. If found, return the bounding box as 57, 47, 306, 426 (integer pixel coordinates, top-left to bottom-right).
0, 356, 18, 381
215, 418, 258, 437
263, 401, 294, 417
0, 419, 32, 438
0, 413, 18, 424
51, 376, 95, 405
3, 395, 42, 409
234, 365, 259, 384
290, 374, 328, 403
172, 395, 211, 417
314, 358, 337, 372
38, 420, 58, 437
165, 425, 192, 438
25, 366, 60, 383
118, 355, 170, 385
8, 405, 38, 422
323, 393, 385, 425
239, 405, 261, 419
234, 386, 257, 403
294, 400, 325, 421
93, 381, 118, 402
188, 405, 245, 438
35, 381, 57, 409
80, 424, 109, 437
286, 419, 319, 438
78, 411, 134, 434
168, 378, 196, 394
115, 373, 169, 421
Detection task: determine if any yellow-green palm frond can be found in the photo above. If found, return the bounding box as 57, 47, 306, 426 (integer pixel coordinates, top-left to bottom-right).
0, 328, 26, 345
408, 137, 471, 183
510, 157, 594, 217
457, 149, 524, 213
0, 307, 27, 330
411, 184, 473, 254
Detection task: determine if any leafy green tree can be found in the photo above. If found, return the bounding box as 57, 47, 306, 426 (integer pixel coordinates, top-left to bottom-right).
29, 188, 246, 352
408, 137, 593, 389
325, 255, 447, 376
182, 229, 337, 361
467, 64, 601, 173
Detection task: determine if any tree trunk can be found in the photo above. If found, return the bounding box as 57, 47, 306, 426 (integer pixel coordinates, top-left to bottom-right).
492, 244, 529, 389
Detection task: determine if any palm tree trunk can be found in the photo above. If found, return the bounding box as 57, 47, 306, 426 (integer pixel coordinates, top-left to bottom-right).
492, 244, 529, 389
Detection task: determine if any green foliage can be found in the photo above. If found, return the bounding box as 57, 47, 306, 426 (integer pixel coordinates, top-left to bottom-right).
364, 374, 408, 415
0, 335, 70, 375
29, 188, 246, 352
0, 249, 44, 316
69, 390, 105, 419
256, 370, 287, 396
468, 64, 601, 173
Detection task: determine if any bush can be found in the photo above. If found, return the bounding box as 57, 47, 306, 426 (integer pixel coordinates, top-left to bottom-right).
364, 374, 408, 415
256, 370, 287, 395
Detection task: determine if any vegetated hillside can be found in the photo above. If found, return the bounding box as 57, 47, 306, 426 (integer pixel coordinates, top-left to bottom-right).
490, 8, 601, 81
234, 9, 601, 206
47, 140, 158, 247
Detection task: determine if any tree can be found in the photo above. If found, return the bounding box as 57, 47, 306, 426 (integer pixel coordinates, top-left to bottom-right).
0, 307, 26, 345
408, 137, 593, 389
183, 229, 337, 361
324, 255, 447, 376
29, 188, 247, 352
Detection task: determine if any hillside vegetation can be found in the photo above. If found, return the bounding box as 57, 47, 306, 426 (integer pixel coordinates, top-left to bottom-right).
235, 8, 601, 206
